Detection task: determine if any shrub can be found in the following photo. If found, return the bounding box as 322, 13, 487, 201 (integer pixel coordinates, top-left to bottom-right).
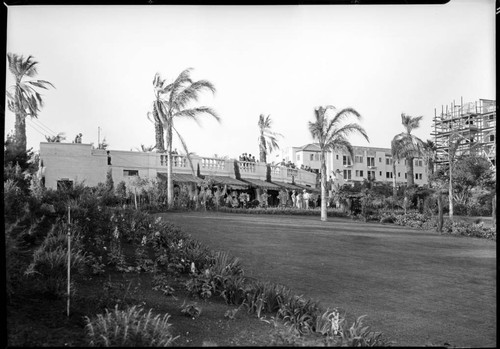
441, 220, 496, 240
277, 295, 321, 335
84, 305, 177, 347
24, 226, 87, 298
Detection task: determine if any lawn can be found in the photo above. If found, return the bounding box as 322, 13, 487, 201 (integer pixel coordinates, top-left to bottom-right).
159, 211, 497, 347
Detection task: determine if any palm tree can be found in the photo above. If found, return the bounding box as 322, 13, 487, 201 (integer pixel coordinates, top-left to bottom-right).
6, 53, 55, 152
391, 113, 424, 188
258, 114, 282, 163
308, 105, 369, 221
136, 144, 156, 152
149, 76, 166, 152
45, 132, 66, 143
422, 139, 437, 184
152, 68, 219, 209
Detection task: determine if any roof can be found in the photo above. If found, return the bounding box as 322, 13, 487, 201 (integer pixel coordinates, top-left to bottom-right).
202, 175, 249, 190
157, 172, 202, 184
271, 180, 304, 191
296, 143, 321, 152
241, 178, 280, 190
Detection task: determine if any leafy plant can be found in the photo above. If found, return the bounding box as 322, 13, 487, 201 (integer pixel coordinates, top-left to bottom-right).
180, 301, 202, 318
84, 304, 177, 347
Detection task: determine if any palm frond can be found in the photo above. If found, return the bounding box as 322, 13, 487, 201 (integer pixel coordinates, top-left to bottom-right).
173, 107, 220, 123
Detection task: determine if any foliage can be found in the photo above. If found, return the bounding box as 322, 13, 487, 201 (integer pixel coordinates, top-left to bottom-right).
277, 295, 321, 335
180, 301, 202, 318
24, 225, 86, 297
441, 220, 496, 240
258, 114, 282, 163
217, 206, 348, 217
84, 305, 177, 347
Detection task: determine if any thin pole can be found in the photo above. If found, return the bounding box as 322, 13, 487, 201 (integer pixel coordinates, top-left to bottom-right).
67, 206, 71, 317
98, 126, 101, 149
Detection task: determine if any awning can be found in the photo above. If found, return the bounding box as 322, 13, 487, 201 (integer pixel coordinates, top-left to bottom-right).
157, 172, 202, 184
293, 183, 320, 194
271, 180, 304, 191
202, 175, 249, 190
241, 178, 281, 191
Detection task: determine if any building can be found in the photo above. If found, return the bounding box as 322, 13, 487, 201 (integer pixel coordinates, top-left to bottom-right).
276, 143, 322, 171
38, 142, 319, 196
431, 98, 496, 169
325, 145, 428, 187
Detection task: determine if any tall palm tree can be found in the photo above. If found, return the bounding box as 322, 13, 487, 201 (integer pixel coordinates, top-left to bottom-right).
136, 144, 156, 152
6, 53, 55, 152
153, 68, 219, 209
308, 105, 369, 222
422, 139, 437, 184
257, 114, 282, 163
391, 113, 424, 188
149, 76, 166, 152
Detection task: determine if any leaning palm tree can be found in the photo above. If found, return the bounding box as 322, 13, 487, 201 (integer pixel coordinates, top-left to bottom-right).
258, 114, 282, 163
153, 68, 219, 209
6, 53, 55, 152
308, 105, 369, 222
391, 113, 425, 188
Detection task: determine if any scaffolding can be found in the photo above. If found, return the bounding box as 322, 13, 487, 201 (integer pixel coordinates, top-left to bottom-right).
431, 98, 496, 170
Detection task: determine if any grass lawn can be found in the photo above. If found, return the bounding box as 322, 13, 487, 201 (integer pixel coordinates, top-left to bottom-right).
158, 211, 497, 347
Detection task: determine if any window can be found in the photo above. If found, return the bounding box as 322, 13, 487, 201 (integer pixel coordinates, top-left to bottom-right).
343, 170, 352, 180
419, 174, 422, 180
379, 171, 382, 176
379, 157, 382, 163
336, 154, 339, 160
297, 154, 300, 161
310, 154, 314, 161
386, 158, 392, 165
405, 173, 407, 179
489, 115, 494, 120
57, 179, 73, 190
343, 155, 352, 166
415, 173, 418, 180
386, 172, 393, 179
489, 134, 495, 142
354, 155, 363, 163
315, 154, 319, 161
367, 157, 375, 167
355, 170, 364, 177
367, 171, 375, 180
123, 169, 139, 176
398, 172, 400, 177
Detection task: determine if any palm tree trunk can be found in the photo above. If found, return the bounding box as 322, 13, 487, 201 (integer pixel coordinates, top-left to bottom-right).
406, 157, 415, 186
320, 151, 327, 222
166, 126, 174, 209
259, 135, 267, 163
155, 122, 165, 152
153, 104, 165, 152
14, 113, 27, 152
392, 161, 397, 199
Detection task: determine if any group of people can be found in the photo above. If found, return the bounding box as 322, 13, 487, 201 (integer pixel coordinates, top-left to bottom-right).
300, 164, 318, 173
239, 153, 257, 162
73, 133, 82, 143
278, 159, 297, 168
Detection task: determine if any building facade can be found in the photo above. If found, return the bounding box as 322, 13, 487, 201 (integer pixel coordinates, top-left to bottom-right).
39, 142, 319, 193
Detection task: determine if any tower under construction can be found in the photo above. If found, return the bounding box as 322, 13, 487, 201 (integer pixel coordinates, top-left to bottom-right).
431, 98, 496, 170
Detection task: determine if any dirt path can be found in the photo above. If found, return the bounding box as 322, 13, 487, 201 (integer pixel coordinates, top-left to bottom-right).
158, 211, 496, 347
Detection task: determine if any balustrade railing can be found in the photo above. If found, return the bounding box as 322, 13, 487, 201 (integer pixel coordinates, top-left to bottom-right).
238, 161, 256, 172
159, 154, 188, 168
201, 157, 226, 170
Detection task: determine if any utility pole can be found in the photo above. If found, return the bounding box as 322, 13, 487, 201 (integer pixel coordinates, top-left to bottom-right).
98, 126, 101, 149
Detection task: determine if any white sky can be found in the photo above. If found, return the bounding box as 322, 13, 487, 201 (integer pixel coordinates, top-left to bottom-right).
4, 1, 495, 159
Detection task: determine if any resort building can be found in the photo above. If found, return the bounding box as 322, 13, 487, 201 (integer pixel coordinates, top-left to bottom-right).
277, 143, 428, 187
431, 98, 496, 169
38, 142, 319, 198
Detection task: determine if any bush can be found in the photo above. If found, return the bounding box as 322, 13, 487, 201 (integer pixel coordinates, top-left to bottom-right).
441, 220, 496, 240
84, 305, 177, 347
24, 225, 87, 297
217, 206, 347, 218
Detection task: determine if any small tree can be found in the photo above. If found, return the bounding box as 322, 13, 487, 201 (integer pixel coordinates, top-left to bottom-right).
105, 168, 114, 192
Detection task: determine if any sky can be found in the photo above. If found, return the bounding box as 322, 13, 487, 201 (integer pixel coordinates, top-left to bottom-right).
4, 1, 496, 161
